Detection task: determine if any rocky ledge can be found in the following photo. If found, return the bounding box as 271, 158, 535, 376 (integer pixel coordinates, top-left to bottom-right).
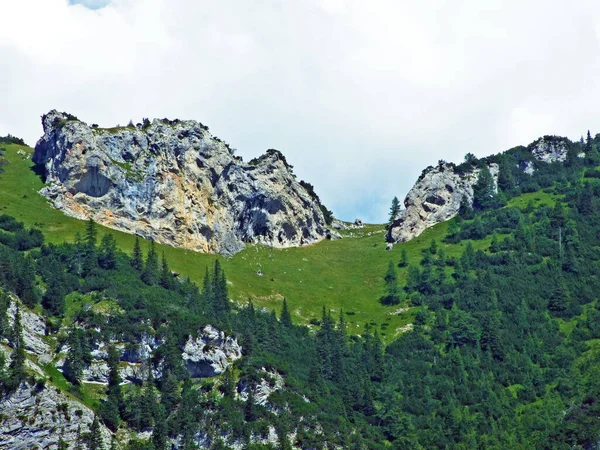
33, 111, 329, 256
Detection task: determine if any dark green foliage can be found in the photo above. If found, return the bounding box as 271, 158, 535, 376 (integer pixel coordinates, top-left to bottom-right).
64, 328, 92, 385
299, 180, 334, 225
381, 261, 400, 305
131, 237, 143, 271
389, 196, 401, 224
98, 234, 117, 270
87, 415, 104, 450
279, 298, 292, 327
473, 164, 497, 210
141, 240, 159, 286
0, 134, 26, 145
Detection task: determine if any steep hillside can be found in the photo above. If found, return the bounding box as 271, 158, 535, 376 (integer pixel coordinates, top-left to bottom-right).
33, 111, 328, 256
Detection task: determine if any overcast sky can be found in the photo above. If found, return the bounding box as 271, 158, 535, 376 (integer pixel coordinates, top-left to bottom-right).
2, 0, 600, 222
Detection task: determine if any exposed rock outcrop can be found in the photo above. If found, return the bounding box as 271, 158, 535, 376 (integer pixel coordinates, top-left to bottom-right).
33, 111, 328, 256
528, 136, 570, 163
0, 382, 112, 450
182, 325, 242, 377
387, 162, 498, 243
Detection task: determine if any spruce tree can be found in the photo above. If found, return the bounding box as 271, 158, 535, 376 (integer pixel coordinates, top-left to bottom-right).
473, 165, 496, 210
398, 249, 408, 267
88, 415, 104, 450
152, 404, 168, 450
280, 298, 292, 327
389, 196, 401, 224
101, 345, 123, 431
131, 237, 143, 271
159, 252, 173, 289
98, 234, 117, 270
8, 304, 26, 390
381, 261, 400, 305
141, 240, 159, 286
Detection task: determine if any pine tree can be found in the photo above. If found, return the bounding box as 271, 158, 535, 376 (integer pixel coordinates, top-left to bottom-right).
159, 252, 173, 289
152, 404, 168, 450
160, 369, 179, 413
497, 156, 515, 192
141, 240, 159, 286
98, 234, 117, 270
101, 345, 123, 431
381, 261, 400, 305
8, 304, 26, 390
473, 165, 496, 210
131, 237, 143, 271
458, 195, 474, 219
82, 219, 98, 276
280, 298, 292, 327
389, 196, 401, 224
245, 387, 257, 421
398, 249, 408, 267
88, 415, 104, 450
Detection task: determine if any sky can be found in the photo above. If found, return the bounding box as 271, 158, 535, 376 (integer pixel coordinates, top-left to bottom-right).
2, 1, 600, 223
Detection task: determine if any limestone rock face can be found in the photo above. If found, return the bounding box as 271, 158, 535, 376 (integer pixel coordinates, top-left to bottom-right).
33, 111, 327, 256
182, 325, 242, 377
0, 382, 111, 450
387, 162, 498, 243
528, 136, 569, 163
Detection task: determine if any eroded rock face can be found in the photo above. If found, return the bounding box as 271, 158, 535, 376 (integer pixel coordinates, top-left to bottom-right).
528, 136, 570, 163
182, 325, 242, 378
33, 111, 328, 256
387, 162, 498, 243
0, 382, 111, 450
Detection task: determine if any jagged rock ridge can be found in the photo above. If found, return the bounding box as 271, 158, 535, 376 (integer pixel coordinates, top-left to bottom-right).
33, 111, 328, 256
388, 135, 575, 243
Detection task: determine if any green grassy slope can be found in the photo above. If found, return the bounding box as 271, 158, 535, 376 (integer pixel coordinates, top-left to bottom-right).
0, 144, 558, 340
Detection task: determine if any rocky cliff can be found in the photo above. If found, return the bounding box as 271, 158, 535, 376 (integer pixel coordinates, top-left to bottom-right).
33, 111, 328, 256
387, 135, 575, 243
387, 162, 499, 243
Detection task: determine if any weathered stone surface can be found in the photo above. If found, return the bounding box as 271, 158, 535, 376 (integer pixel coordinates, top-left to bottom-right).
528, 136, 569, 163
7, 297, 49, 357
387, 162, 498, 243
34, 111, 328, 256
0, 381, 111, 450
182, 325, 242, 377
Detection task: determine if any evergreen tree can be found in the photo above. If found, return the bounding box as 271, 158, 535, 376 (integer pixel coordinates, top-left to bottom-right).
101, 345, 123, 431
131, 237, 143, 271
280, 298, 292, 327
398, 249, 408, 267
159, 252, 173, 290
381, 260, 400, 305
7, 304, 26, 391
87, 415, 104, 450
497, 156, 515, 192
245, 388, 257, 422
82, 219, 98, 276
473, 165, 496, 210
389, 196, 401, 224
152, 404, 168, 450
458, 195, 474, 219
211, 260, 230, 320
141, 240, 159, 286
98, 234, 117, 270
160, 370, 179, 413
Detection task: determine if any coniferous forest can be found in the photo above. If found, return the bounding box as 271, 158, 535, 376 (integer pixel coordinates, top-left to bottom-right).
2, 135, 600, 449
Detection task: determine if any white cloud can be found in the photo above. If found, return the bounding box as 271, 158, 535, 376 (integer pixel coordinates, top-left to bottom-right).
2, 0, 600, 222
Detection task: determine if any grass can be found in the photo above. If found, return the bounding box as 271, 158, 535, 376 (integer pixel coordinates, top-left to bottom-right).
0, 144, 557, 341
42, 362, 100, 410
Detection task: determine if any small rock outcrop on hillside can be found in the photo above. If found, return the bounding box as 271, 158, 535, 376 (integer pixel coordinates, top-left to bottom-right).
387, 162, 498, 243
182, 325, 242, 377
33, 111, 328, 255
528, 136, 570, 163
